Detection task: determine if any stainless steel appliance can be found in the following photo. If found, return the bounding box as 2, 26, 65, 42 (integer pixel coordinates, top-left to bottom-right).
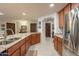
64, 7, 79, 55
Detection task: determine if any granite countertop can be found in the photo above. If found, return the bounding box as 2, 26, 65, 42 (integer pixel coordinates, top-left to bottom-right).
54, 33, 64, 39
0, 32, 39, 53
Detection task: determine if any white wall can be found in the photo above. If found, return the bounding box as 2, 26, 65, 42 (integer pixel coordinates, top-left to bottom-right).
15, 20, 29, 33
37, 12, 62, 43
54, 13, 62, 34
0, 19, 37, 37
0, 19, 17, 37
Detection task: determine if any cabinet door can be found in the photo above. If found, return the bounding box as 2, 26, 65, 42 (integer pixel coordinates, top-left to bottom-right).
31, 34, 40, 45
11, 49, 20, 56
36, 33, 40, 43
64, 4, 71, 14
21, 44, 26, 56
59, 10, 64, 28
28, 35, 31, 47
58, 42, 62, 56
71, 3, 79, 9
26, 40, 30, 53
57, 37, 63, 56
31, 34, 37, 45
53, 36, 58, 51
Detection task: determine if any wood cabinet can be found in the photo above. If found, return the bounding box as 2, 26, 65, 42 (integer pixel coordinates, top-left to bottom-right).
58, 10, 64, 29
58, 4, 71, 29
7, 38, 26, 56
53, 36, 58, 51
31, 33, 40, 45
21, 43, 26, 56
25, 36, 31, 54
64, 4, 71, 14
71, 3, 79, 9
53, 36, 63, 56
7, 33, 40, 56
57, 37, 63, 56
11, 49, 20, 56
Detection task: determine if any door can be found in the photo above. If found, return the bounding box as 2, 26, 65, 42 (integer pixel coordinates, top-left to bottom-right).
30, 23, 37, 32
45, 23, 51, 37
6, 23, 15, 35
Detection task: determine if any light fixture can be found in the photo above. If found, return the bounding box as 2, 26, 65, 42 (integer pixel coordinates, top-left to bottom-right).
49, 4, 54, 7
22, 12, 26, 16
19, 20, 27, 25
0, 12, 4, 15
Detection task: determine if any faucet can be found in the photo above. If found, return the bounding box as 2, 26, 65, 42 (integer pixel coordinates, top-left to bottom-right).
3, 28, 14, 40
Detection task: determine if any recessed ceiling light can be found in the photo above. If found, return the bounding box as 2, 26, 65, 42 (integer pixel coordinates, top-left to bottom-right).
22, 12, 26, 16
49, 4, 54, 7
0, 12, 4, 15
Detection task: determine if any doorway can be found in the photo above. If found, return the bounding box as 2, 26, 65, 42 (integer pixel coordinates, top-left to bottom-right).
44, 17, 54, 38
45, 23, 51, 37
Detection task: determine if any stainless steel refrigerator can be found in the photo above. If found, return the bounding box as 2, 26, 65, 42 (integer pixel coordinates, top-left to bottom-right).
64, 7, 79, 55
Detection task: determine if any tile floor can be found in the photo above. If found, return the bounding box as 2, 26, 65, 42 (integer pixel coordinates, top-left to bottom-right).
26, 38, 59, 56
63, 46, 76, 56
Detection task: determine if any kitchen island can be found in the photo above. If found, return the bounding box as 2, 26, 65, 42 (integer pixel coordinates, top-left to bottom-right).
0, 33, 40, 56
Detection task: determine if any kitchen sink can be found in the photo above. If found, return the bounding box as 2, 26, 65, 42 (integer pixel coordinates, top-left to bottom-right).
0, 37, 21, 45
0, 40, 14, 45
9, 37, 21, 41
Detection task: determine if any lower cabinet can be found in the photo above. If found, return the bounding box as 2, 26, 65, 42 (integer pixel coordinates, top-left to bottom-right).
21, 44, 26, 56
11, 49, 20, 56
53, 36, 63, 56
7, 33, 40, 56
54, 37, 58, 51
31, 33, 40, 45
26, 37, 31, 54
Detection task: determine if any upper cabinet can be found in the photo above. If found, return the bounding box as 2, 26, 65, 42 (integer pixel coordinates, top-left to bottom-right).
58, 10, 64, 29
64, 4, 71, 15
71, 3, 79, 9
58, 4, 71, 29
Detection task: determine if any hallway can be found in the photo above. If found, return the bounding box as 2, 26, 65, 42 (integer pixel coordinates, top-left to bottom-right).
26, 38, 59, 56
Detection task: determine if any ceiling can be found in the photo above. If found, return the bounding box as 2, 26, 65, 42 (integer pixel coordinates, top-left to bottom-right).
0, 3, 67, 21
